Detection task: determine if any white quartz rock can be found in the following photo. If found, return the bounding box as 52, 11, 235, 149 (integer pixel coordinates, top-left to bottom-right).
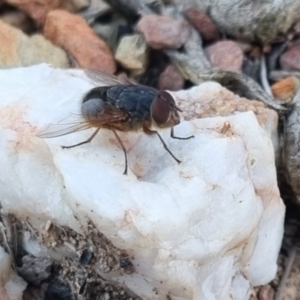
0, 247, 27, 300
0, 64, 285, 300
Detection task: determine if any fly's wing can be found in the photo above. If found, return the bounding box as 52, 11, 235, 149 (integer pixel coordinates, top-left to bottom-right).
37, 107, 130, 139
84, 69, 137, 86
37, 122, 93, 138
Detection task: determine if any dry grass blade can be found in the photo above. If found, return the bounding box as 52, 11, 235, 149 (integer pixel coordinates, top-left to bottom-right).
275, 245, 298, 300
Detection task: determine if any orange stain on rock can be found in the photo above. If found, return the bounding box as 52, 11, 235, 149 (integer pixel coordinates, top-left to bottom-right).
0, 104, 39, 153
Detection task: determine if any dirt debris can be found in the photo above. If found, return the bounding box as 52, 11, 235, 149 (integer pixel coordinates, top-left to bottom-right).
0, 212, 139, 300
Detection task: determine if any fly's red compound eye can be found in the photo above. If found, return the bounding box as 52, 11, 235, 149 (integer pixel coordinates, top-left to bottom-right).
160, 91, 175, 105
151, 93, 171, 125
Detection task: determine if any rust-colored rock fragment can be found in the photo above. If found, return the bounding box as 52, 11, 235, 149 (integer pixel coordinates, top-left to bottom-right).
185, 7, 220, 41
5, 0, 78, 25
44, 10, 116, 73
271, 76, 300, 102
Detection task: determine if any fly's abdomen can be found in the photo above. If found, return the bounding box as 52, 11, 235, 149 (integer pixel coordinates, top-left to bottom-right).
81, 87, 110, 119
81, 98, 105, 119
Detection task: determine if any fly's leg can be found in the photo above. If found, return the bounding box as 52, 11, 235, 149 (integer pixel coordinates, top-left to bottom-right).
143, 127, 181, 164
62, 127, 101, 149
112, 130, 128, 175
170, 127, 194, 140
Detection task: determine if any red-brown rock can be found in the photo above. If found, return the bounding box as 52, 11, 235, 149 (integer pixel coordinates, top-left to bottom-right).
205, 41, 243, 72
44, 10, 116, 73
184, 7, 219, 41
5, 0, 76, 25
159, 64, 184, 91
280, 44, 300, 71
136, 15, 191, 50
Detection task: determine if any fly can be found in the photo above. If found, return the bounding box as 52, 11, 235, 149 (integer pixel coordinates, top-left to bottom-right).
38, 70, 194, 174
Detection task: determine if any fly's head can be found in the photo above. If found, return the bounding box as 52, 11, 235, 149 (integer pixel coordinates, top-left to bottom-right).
150, 91, 181, 128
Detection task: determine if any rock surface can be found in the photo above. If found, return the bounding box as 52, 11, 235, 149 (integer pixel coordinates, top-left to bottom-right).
44, 10, 116, 73
0, 246, 27, 300
205, 40, 244, 72
173, 81, 279, 153
0, 20, 68, 68
0, 64, 285, 300
136, 15, 191, 49
172, 0, 300, 43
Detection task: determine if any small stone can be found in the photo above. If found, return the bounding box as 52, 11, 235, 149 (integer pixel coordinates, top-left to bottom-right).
271, 76, 300, 102
45, 282, 73, 300
80, 0, 111, 24
257, 285, 274, 300
184, 7, 219, 41
44, 10, 116, 73
0, 20, 69, 68
70, 0, 89, 11
93, 20, 129, 51
159, 64, 185, 91
115, 34, 148, 73
205, 41, 243, 72
17, 255, 53, 286
93, 23, 116, 42
280, 44, 300, 71
249, 46, 261, 58
136, 14, 191, 50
